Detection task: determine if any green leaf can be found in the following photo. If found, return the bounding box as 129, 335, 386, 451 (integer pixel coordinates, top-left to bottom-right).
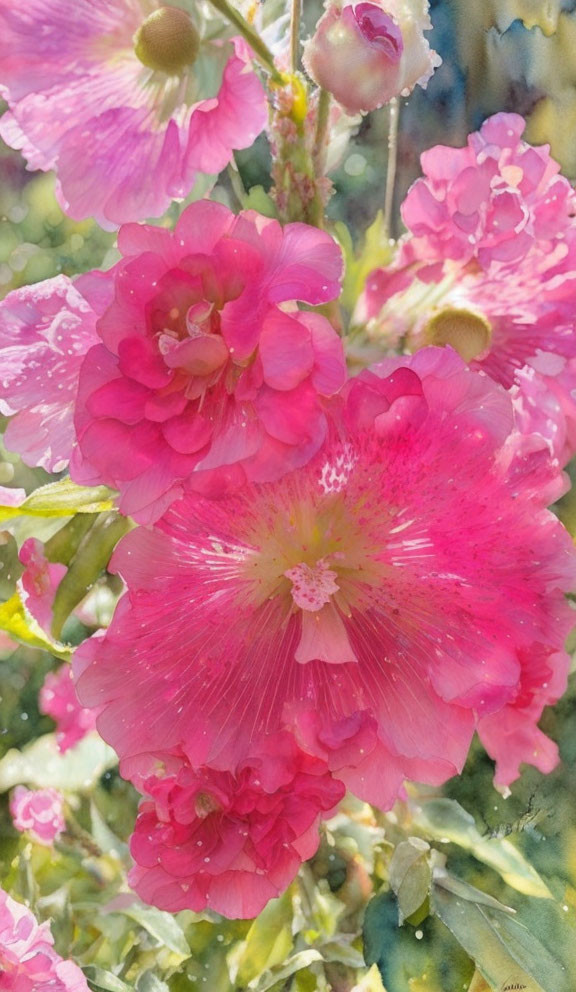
120, 905, 190, 960
0, 732, 117, 792
352, 965, 387, 992
335, 212, 394, 313
233, 890, 293, 986
389, 838, 432, 924
84, 966, 134, 992
434, 873, 516, 914
0, 479, 116, 522
136, 973, 169, 992
431, 878, 570, 992
51, 513, 130, 638
250, 950, 323, 992
413, 799, 552, 899
0, 591, 70, 659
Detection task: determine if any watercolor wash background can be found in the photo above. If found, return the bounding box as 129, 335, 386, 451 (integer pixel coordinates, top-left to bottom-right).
1, 1, 576, 990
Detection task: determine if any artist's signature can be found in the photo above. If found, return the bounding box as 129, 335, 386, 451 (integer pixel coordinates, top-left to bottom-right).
500, 980, 530, 992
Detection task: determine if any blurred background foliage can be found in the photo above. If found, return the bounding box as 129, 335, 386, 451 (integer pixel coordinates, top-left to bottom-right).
2, 2, 576, 990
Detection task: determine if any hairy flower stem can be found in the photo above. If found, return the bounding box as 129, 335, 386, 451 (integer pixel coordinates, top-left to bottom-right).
313, 88, 331, 179
206, 0, 284, 84
290, 0, 302, 72
384, 97, 400, 237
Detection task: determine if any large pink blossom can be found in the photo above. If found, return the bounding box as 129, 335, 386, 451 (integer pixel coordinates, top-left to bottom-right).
400, 112, 576, 270
39, 666, 99, 754
9, 787, 66, 846
76, 348, 576, 803
129, 735, 344, 918
0, 888, 88, 992
0, 1, 267, 227
0, 273, 110, 472
72, 201, 345, 522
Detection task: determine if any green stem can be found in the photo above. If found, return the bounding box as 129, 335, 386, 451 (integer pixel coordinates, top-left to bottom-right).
384, 97, 400, 238
290, 0, 302, 73
313, 88, 331, 174
206, 0, 284, 84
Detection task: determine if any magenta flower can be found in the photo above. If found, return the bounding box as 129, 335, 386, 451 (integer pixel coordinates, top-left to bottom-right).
39, 665, 99, 754
72, 201, 345, 523
129, 735, 344, 918
401, 113, 576, 270
76, 348, 575, 805
9, 787, 66, 846
0, 888, 88, 991
0, 273, 109, 472
0, 2, 267, 227
303, 1, 440, 114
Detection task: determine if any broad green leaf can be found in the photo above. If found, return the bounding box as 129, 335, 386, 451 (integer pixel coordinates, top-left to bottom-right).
84, 966, 134, 992
0, 479, 116, 522
431, 879, 570, 992
250, 950, 323, 992
414, 799, 552, 899
233, 890, 293, 986
320, 940, 365, 968
0, 591, 70, 659
389, 839, 431, 924
120, 905, 190, 960
0, 732, 117, 792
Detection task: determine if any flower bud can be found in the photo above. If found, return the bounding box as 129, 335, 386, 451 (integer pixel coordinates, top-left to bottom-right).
303, 0, 440, 114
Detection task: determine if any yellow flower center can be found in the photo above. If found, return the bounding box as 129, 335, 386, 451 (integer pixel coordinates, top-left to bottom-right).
134, 6, 200, 75
423, 306, 492, 363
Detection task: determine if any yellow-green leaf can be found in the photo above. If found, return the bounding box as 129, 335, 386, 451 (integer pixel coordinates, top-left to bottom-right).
413, 799, 552, 899
0, 479, 116, 522
0, 591, 70, 659
233, 890, 294, 987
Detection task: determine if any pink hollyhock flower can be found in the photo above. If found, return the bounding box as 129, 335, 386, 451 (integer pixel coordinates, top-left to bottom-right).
129, 735, 344, 918
303, 1, 440, 114
18, 539, 66, 633
39, 665, 99, 754
72, 201, 345, 523
75, 348, 576, 806
0, 888, 88, 991
0, 273, 110, 472
478, 646, 570, 789
9, 787, 66, 846
358, 113, 576, 461
401, 112, 576, 270
0, 2, 267, 227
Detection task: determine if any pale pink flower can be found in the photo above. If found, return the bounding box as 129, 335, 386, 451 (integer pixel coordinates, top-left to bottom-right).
39, 665, 100, 755
0, 1, 267, 227
9, 787, 66, 846
0, 888, 88, 991
75, 348, 576, 806
72, 201, 345, 523
0, 273, 110, 472
129, 736, 344, 918
303, 1, 440, 114
401, 113, 576, 270
359, 113, 576, 461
